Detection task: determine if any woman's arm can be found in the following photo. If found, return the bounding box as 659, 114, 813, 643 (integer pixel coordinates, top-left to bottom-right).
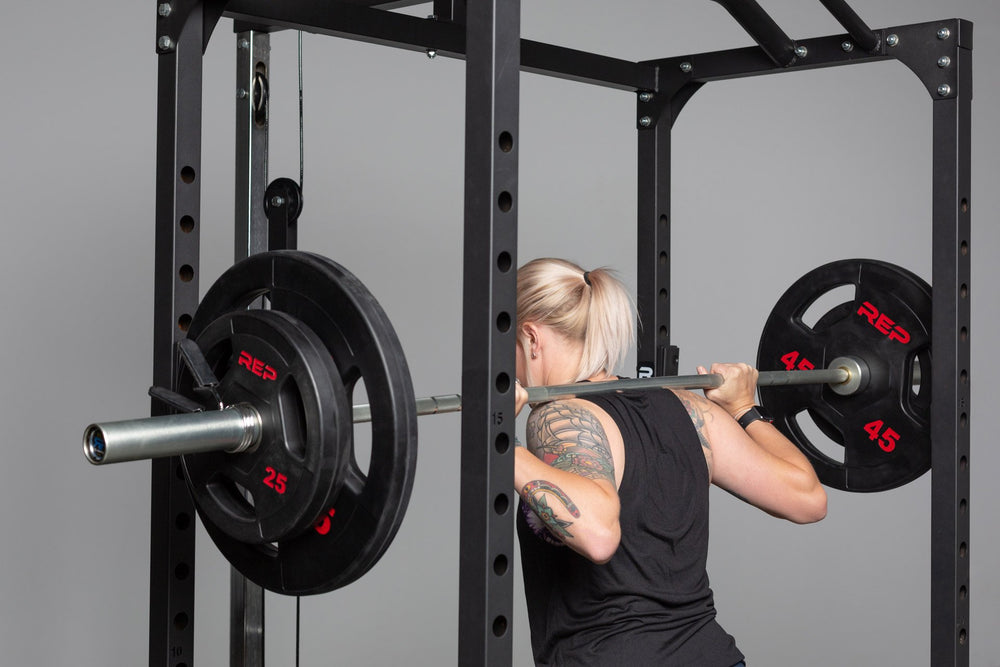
680, 363, 828, 524
514, 398, 622, 563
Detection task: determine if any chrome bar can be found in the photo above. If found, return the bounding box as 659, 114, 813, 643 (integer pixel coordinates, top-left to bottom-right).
83, 403, 261, 465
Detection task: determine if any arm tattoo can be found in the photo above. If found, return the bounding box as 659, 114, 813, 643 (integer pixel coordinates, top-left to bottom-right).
521, 480, 580, 539
677, 392, 714, 452
519, 402, 615, 540
526, 402, 616, 484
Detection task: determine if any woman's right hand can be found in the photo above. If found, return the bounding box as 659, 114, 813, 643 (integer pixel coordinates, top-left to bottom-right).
696, 362, 757, 419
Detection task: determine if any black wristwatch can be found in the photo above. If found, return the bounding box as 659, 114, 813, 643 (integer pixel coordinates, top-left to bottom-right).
737, 406, 773, 429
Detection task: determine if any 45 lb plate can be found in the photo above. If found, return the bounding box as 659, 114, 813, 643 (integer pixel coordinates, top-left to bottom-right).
757, 259, 932, 492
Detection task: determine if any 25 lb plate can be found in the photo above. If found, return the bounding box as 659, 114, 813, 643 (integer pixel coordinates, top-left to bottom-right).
185, 251, 418, 595
180, 309, 350, 545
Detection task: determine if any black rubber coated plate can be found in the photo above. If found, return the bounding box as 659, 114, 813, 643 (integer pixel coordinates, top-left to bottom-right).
184, 250, 418, 595
181, 309, 350, 545
757, 259, 931, 492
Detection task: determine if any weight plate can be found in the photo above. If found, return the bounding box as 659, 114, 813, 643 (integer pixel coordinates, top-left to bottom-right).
756, 259, 931, 492
186, 250, 418, 595
180, 309, 350, 545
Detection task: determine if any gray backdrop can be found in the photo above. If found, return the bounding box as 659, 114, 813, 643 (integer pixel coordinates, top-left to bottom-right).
2, 0, 997, 664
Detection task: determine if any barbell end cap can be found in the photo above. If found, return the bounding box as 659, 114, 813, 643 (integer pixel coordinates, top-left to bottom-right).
827, 356, 868, 396
83, 424, 108, 464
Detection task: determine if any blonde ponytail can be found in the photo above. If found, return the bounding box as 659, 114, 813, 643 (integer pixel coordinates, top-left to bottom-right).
517, 258, 635, 381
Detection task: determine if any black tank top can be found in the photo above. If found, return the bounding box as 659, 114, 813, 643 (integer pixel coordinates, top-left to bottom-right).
517, 389, 744, 666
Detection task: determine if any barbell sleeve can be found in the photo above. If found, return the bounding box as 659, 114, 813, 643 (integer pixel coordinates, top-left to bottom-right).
83, 403, 262, 465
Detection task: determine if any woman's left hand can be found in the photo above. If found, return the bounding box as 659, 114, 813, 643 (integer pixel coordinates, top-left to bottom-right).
515, 379, 529, 416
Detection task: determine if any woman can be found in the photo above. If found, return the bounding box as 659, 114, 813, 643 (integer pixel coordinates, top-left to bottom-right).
512, 258, 827, 666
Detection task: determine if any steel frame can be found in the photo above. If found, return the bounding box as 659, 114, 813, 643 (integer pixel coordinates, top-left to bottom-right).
229, 28, 269, 666
147, 1, 972, 665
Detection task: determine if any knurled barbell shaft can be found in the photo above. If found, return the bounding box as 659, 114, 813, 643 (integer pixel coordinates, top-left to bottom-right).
352, 366, 855, 423
87, 357, 906, 464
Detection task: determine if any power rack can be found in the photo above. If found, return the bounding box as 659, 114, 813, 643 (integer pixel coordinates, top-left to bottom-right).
146, 1, 972, 665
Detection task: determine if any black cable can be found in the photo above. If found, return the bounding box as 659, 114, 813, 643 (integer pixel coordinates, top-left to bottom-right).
296, 596, 301, 667
296, 38, 304, 667
298, 31, 305, 190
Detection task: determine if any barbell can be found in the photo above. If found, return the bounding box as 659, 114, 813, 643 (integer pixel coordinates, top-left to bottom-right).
81, 251, 931, 595
85, 356, 863, 465
84, 356, 873, 465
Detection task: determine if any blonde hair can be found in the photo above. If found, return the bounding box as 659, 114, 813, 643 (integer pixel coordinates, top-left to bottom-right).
517, 258, 635, 381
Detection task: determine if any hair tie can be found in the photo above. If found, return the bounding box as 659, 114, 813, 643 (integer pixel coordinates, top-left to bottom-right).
583, 271, 592, 286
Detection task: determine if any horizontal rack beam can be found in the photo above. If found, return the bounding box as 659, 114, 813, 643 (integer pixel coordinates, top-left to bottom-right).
223, 0, 656, 91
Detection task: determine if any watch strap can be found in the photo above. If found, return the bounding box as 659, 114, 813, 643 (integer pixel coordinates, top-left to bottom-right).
737, 406, 772, 429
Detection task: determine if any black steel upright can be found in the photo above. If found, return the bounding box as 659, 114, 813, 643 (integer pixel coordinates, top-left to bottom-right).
234, 30, 271, 261
230, 28, 270, 667
458, 0, 521, 663
149, 1, 213, 665
634, 93, 676, 378
927, 21, 972, 666
635, 72, 701, 378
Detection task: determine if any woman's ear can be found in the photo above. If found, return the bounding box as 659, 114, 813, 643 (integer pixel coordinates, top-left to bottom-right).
520, 322, 540, 358
520, 322, 537, 345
